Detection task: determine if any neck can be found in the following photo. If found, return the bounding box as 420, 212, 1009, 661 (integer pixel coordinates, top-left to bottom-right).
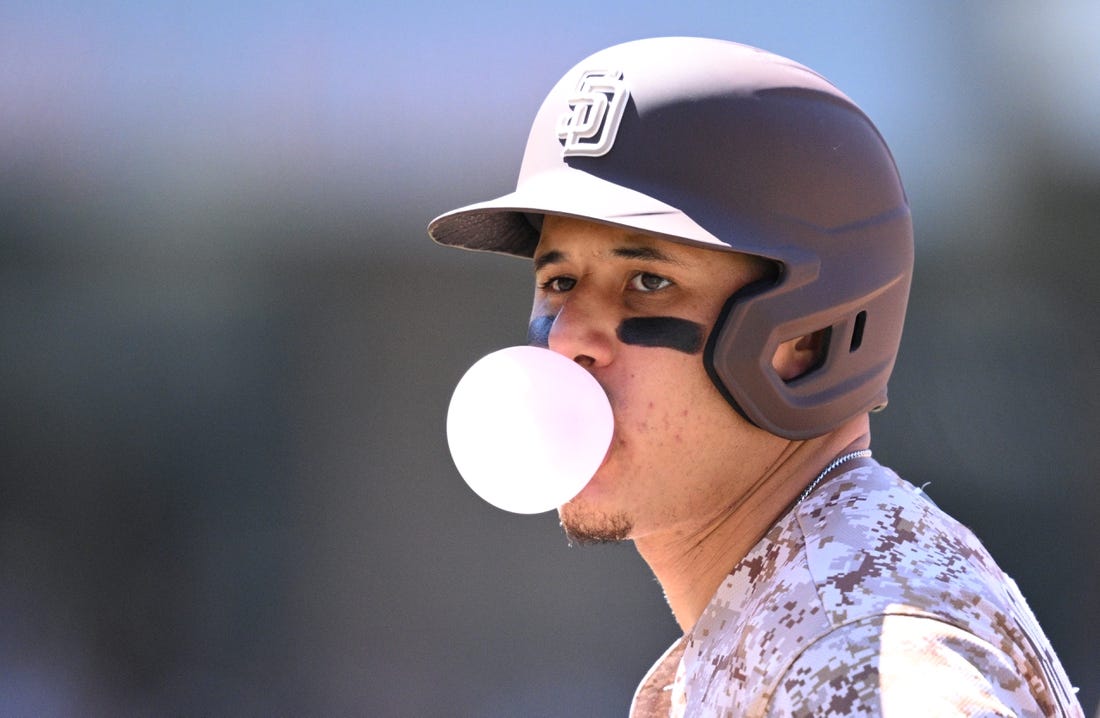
634, 416, 870, 632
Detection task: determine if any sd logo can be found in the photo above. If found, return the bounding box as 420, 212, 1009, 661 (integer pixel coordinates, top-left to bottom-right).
556, 70, 629, 158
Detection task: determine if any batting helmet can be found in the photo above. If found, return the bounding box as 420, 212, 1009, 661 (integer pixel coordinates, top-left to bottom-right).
428, 37, 913, 440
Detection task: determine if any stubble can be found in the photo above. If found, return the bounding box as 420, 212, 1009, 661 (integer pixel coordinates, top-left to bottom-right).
558, 505, 633, 546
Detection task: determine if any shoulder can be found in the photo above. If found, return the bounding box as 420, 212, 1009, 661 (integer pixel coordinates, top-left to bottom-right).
794, 463, 1013, 628
785, 463, 1083, 717
767, 614, 1046, 718
677, 463, 1083, 717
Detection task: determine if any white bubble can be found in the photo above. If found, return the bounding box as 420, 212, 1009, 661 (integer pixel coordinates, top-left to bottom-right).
446, 346, 614, 514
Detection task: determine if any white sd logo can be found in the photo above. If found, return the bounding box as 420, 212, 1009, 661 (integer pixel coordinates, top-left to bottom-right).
556, 70, 629, 158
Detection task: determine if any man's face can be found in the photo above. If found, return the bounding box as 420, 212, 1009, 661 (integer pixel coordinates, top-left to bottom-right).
530, 216, 787, 545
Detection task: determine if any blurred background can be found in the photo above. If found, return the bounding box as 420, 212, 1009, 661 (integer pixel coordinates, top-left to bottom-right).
2, 1, 1097, 715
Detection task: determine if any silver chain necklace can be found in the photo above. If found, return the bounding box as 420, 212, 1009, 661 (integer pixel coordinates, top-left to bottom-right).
797, 449, 872, 505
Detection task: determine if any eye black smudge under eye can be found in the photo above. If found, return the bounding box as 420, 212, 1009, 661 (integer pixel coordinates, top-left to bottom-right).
527, 316, 553, 348
618, 317, 705, 354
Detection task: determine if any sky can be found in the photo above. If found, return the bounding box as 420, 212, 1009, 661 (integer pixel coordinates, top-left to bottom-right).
11, 1, 1087, 257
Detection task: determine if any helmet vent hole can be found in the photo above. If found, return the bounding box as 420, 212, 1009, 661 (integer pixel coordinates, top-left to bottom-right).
850, 311, 867, 352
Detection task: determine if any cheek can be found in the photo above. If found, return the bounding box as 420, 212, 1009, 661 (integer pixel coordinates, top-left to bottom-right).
619, 353, 712, 429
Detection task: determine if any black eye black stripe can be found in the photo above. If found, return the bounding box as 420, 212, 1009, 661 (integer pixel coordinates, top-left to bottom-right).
527, 316, 705, 355
527, 316, 554, 347
617, 317, 705, 354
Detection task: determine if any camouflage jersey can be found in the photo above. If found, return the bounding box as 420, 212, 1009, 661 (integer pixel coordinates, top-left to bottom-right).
630, 461, 1084, 718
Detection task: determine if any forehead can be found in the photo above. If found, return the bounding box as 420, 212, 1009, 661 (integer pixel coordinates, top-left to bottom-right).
533, 215, 738, 268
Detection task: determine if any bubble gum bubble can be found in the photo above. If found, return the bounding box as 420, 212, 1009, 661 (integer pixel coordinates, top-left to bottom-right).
446, 346, 613, 514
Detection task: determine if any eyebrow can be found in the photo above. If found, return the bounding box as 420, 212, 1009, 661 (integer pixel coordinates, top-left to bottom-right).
533, 250, 566, 272
533, 243, 685, 272
612, 245, 682, 263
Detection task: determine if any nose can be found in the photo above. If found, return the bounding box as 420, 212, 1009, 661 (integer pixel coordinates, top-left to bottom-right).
535, 293, 615, 369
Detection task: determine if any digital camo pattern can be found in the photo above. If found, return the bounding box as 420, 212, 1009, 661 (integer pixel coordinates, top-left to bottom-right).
630, 462, 1084, 717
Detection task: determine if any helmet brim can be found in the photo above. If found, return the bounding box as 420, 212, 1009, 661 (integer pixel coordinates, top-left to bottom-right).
427, 166, 731, 258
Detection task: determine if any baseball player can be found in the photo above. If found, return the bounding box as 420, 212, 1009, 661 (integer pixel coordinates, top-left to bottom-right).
429, 37, 1084, 717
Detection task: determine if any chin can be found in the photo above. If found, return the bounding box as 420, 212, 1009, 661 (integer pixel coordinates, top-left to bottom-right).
558, 498, 633, 546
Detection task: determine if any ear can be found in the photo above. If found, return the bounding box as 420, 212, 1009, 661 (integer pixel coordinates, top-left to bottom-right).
771, 329, 828, 382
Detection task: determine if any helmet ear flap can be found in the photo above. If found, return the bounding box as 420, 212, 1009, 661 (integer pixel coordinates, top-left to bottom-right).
705, 232, 909, 441
704, 276, 779, 430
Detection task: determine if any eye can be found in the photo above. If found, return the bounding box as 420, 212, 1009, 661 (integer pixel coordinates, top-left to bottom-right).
629, 272, 672, 292
539, 275, 577, 293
